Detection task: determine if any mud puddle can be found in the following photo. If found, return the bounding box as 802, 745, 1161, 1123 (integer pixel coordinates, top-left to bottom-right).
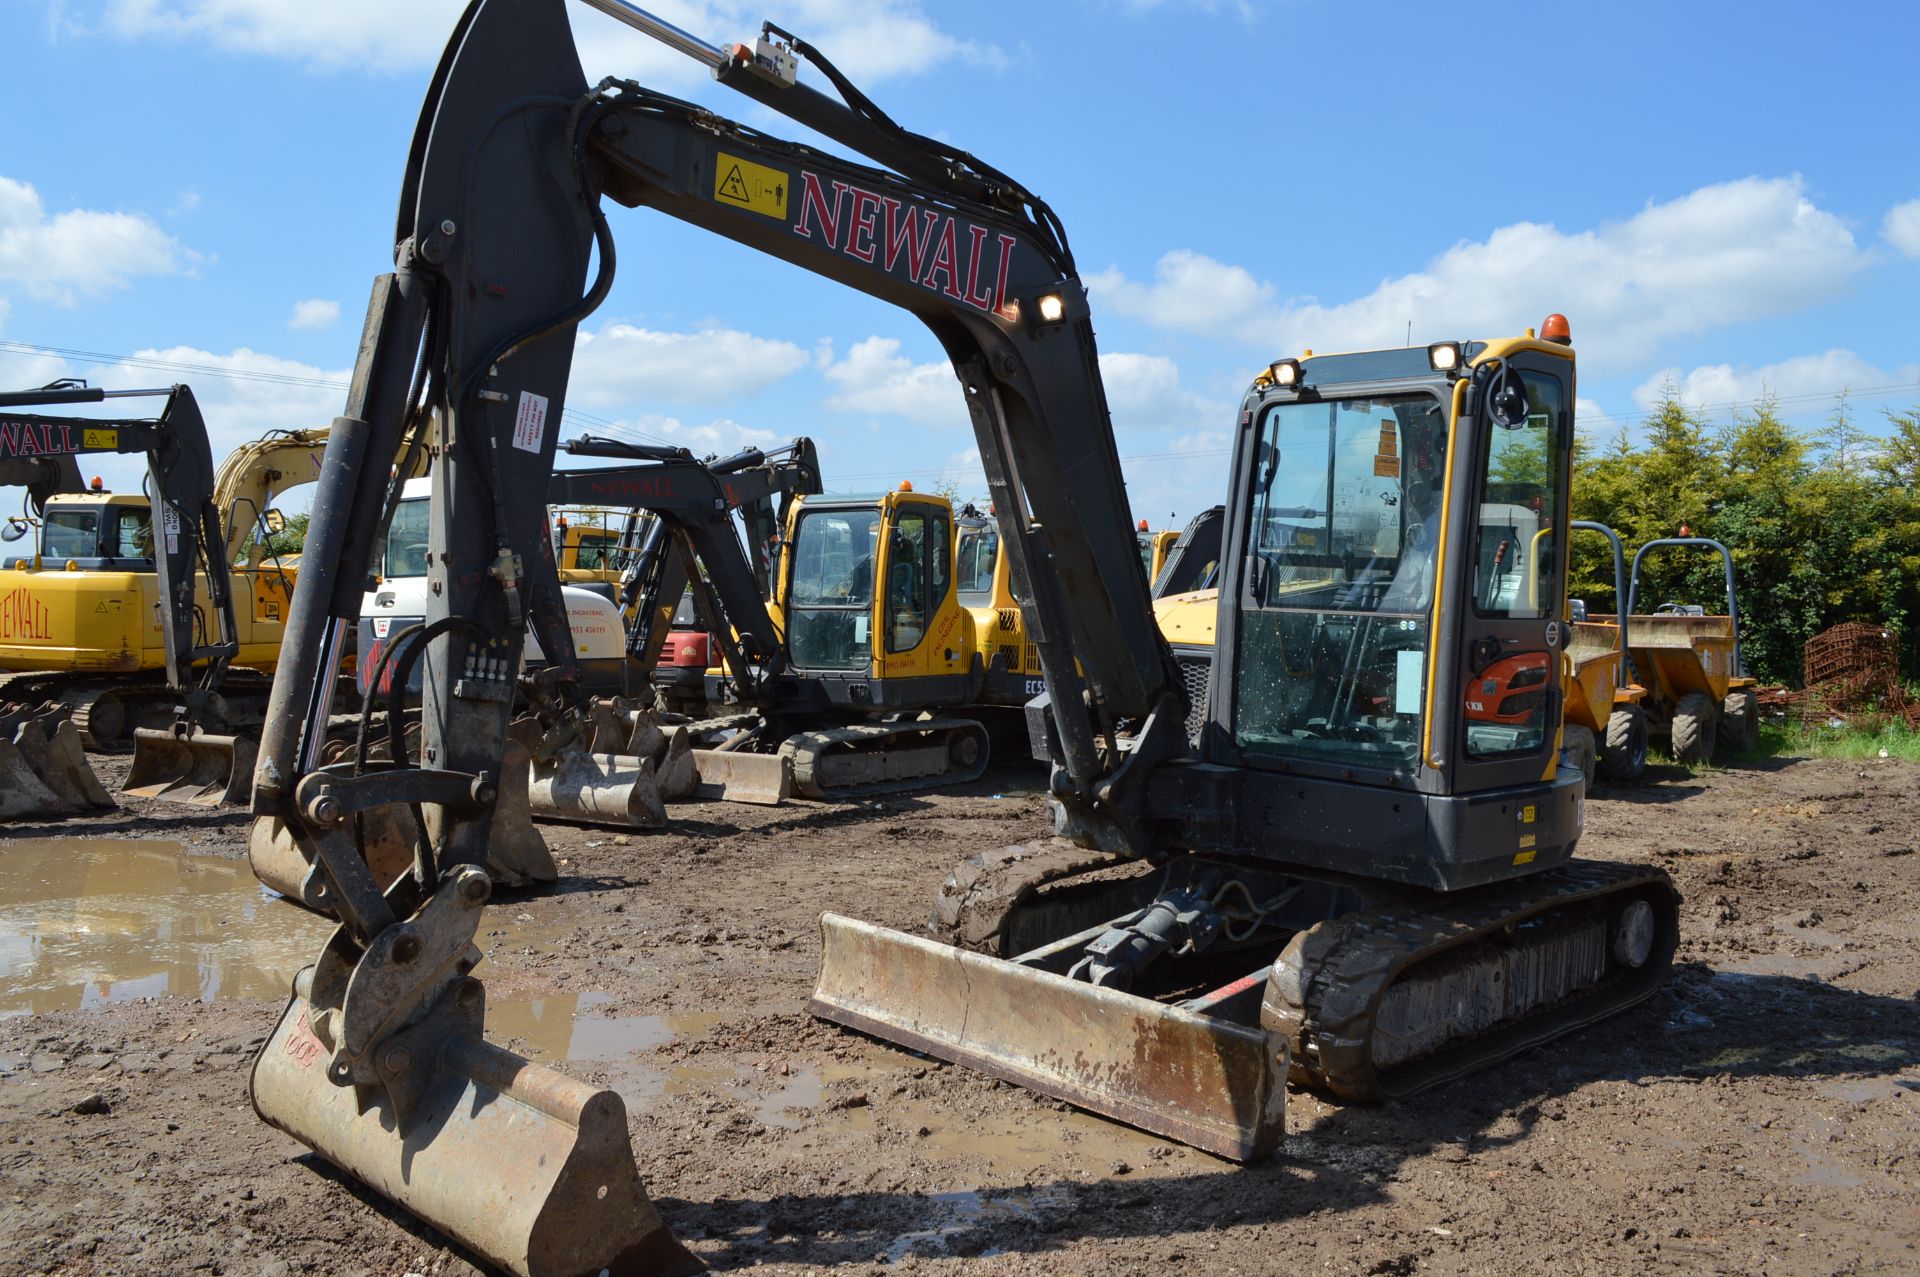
0, 837, 328, 1018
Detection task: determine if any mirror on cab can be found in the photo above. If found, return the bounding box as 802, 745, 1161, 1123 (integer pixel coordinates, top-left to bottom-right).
1, 517, 29, 543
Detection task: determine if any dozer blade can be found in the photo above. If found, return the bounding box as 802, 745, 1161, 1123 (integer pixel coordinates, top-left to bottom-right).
526, 749, 669, 828
10, 714, 114, 811
251, 981, 703, 1277
689, 748, 792, 806
810, 913, 1288, 1162
124, 725, 258, 807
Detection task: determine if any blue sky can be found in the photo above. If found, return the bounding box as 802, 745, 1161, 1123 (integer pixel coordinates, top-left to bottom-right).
4, 0, 1917, 525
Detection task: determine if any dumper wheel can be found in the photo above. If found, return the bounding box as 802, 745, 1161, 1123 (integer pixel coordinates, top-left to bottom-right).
1718, 689, 1758, 754
1561, 724, 1597, 793
1670, 693, 1718, 765
1600, 706, 1648, 782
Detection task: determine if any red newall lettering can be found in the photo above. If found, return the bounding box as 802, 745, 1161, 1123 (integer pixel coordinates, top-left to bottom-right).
922, 219, 965, 300
963, 225, 999, 310
10, 423, 40, 456
794, 172, 849, 246
991, 234, 1018, 316
0, 423, 16, 456
846, 189, 884, 263
57, 425, 77, 454
882, 198, 939, 279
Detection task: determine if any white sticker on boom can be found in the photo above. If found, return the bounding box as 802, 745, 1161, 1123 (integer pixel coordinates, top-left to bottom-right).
1395, 648, 1424, 716
512, 390, 549, 454
162, 504, 181, 555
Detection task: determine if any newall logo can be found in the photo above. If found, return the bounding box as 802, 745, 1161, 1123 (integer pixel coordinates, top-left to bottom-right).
0, 586, 52, 640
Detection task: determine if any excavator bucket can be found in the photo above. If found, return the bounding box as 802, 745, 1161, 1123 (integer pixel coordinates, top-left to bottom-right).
251, 975, 702, 1277
0, 706, 114, 819
249, 741, 555, 911
124, 724, 259, 807
809, 913, 1288, 1161
689, 748, 793, 805
526, 749, 669, 828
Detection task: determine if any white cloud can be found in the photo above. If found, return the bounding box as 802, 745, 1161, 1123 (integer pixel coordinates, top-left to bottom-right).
1099, 351, 1226, 433
0, 175, 195, 305
100, 0, 1001, 83
820, 335, 964, 427
1575, 396, 1624, 443
819, 338, 1227, 438
288, 298, 341, 330
1886, 199, 1920, 260
1090, 177, 1866, 371
1632, 349, 1920, 419
570, 322, 809, 406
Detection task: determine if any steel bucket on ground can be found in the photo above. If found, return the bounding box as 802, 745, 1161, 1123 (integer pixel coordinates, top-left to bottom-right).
251, 973, 703, 1277
124, 725, 258, 806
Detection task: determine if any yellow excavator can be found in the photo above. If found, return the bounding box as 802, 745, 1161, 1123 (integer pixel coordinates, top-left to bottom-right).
0, 382, 266, 810
243, 5, 1678, 1273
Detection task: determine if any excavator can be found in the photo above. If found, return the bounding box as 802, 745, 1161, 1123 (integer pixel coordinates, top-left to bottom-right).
246, 3, 1680, 1274
0, 382, 260, 810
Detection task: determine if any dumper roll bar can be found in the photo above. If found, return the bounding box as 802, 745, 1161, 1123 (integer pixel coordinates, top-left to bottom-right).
1626, 536, 1743, 675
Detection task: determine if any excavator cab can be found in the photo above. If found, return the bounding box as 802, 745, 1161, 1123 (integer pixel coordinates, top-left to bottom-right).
778, 488, 963, 690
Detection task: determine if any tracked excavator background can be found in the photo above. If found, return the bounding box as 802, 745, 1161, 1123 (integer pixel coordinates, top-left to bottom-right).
243, 2, 1679, 1272
0, 382, 256, 812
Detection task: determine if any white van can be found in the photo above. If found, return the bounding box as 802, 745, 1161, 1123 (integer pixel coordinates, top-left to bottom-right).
357, 478, 628, 700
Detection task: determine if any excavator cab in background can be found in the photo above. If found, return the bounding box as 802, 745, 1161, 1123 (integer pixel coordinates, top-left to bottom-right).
0, 383, 259, 810
244, 4, 1680, 1273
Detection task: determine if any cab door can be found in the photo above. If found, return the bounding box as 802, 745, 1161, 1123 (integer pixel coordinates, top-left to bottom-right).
874, 495, 961, 683
1447, 349, 1574, 794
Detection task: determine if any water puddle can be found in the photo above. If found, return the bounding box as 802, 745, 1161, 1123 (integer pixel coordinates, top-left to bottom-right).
487, 990, 721, 1063
0, 837, 330, 1017
882, 1188, 1058, 1262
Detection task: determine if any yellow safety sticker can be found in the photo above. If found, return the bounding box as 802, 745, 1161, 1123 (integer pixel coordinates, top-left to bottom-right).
1520, 804, 1536, 824
1372, 420, 1400, 478
714, 153, 788, 219
83, 428, 118, 449
1513, 849, 1537, 865
1519, 833, 1537, 849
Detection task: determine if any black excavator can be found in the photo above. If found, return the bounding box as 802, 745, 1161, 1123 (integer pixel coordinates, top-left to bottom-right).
246, 3, 1679, 1274
0, 382, 262, 810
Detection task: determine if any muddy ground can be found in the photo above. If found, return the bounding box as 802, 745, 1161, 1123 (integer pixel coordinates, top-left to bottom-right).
2, 751, 1917, 1276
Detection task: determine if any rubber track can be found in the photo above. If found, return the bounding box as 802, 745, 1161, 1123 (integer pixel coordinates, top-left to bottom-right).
778, 716, 991, 801
928, 840, 1131, 953
1269, 859, 1680, 1102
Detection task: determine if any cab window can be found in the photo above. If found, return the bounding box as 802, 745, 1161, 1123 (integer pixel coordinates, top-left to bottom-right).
41, 509, 99, 560
956, 523, 998, 604
788, 508, 879, 669
1471, 372, 1565, 620
105, 508, 153, 560
383, 497, 432, 578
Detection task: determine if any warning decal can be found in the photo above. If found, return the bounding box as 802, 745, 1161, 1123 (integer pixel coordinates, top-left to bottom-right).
1372, 420, 1400, 478
82, 428, 119, 450
161, 504, 181, 555
713, 152, 788, 219
512, 390, 548, 455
